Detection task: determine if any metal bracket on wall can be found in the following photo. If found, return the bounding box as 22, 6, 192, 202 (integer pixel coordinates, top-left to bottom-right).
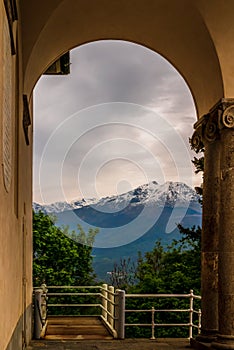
22, 95, 31, 146
3, 0, 18, 55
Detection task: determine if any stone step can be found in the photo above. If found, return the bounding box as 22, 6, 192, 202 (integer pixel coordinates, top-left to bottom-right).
44, 334, 113, 340
46, 325, 111, 335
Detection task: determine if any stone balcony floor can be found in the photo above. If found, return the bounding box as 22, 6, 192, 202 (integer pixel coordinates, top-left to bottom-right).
26, 338, 210, 350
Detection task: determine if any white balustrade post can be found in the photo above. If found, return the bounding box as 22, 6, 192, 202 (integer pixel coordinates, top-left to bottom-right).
189, 289, 194, 339
198, 309, 202, 335
108, 285, 115, 328
34, 288, 43, 339
41, 284, 48, 325
102, 284, 108, 321
150, 306, 156, 340
116, 289, 125, 339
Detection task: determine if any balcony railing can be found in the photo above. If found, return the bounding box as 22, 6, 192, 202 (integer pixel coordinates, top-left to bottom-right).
33, 284, 201, 340
125, 290, 201, 339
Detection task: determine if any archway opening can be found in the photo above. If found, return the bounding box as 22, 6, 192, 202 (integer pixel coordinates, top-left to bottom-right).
33, 40, 202, 283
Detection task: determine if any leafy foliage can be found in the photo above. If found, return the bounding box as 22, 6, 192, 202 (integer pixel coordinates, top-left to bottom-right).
114, 225, 201, 338
128, 203, 201, 337
33, 211, 97, 287
192, 156, 204, 175
124, 142, 203, 337
190, 138, 204, 200
135, 227, 201, 295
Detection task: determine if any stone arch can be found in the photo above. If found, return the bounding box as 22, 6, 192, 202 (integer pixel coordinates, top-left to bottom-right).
21, 0, 223, 117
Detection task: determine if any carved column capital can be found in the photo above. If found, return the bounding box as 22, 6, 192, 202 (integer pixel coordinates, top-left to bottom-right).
220, 104, 234, 129
191, 99, 234, 148
190, 129, 204, 151
190, 114, 207, 151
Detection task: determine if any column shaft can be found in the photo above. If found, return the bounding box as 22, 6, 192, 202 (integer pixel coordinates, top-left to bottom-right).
197, 140, 220, 342
212, 128, 234, 349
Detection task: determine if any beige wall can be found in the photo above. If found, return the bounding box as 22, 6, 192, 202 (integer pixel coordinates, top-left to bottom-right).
0, 1, 32, 349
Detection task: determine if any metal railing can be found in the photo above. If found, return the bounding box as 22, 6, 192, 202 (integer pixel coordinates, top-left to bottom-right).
33, 285, 201, 340
33, 284, 124, 339
125, 289, 201, 339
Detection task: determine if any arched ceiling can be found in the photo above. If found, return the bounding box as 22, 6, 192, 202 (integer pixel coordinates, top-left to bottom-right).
20, 0, 233, 118
195, 0, 234, 99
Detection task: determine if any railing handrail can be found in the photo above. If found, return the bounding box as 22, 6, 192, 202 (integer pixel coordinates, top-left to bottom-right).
33, 285, 201, 340
126, 308, 191, 312
36, 285, 100, 289
124, 290, 201, 339
126, 293, 201, 299
36, 284, 119, 339
47, 292, 101, 296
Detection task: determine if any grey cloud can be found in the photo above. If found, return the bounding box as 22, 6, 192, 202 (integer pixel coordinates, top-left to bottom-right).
70, 41, 186, 107
34, 40, 197, 203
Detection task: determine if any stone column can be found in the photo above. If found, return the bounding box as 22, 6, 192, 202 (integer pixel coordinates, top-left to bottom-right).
191, 113, 220, 343
212, 102, 234, 349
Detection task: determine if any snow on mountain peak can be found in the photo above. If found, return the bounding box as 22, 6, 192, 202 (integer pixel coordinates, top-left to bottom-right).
33, 181, 201, 214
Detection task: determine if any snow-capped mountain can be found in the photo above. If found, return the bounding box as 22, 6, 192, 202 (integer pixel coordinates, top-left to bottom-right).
33, 181, 202, 281
33, 197, 97, 214
33, 181, 200, 214
94, 181, 200, 211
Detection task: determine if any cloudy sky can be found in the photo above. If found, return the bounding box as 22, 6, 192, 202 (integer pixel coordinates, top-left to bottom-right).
33, 40, 201, 204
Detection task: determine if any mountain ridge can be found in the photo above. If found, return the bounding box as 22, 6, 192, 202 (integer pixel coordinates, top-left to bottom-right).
33, 180, 201, 214
33, 180, 202, 281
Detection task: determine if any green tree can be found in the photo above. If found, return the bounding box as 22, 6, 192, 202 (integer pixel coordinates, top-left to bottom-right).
134, 232, 200, 295
124, 232, 201, 338
123, 140, 204, 337
112, 142, 204, 337
33, 211, 97, 286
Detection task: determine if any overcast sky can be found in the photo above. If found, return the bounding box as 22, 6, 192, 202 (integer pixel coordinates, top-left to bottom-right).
33, 40, 201, 204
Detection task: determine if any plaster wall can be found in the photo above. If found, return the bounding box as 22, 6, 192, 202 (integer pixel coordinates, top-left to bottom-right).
0, 1, 32, 349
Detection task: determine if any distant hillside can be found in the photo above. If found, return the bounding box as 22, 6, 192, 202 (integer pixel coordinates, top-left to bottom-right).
33, 181, 202, 281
